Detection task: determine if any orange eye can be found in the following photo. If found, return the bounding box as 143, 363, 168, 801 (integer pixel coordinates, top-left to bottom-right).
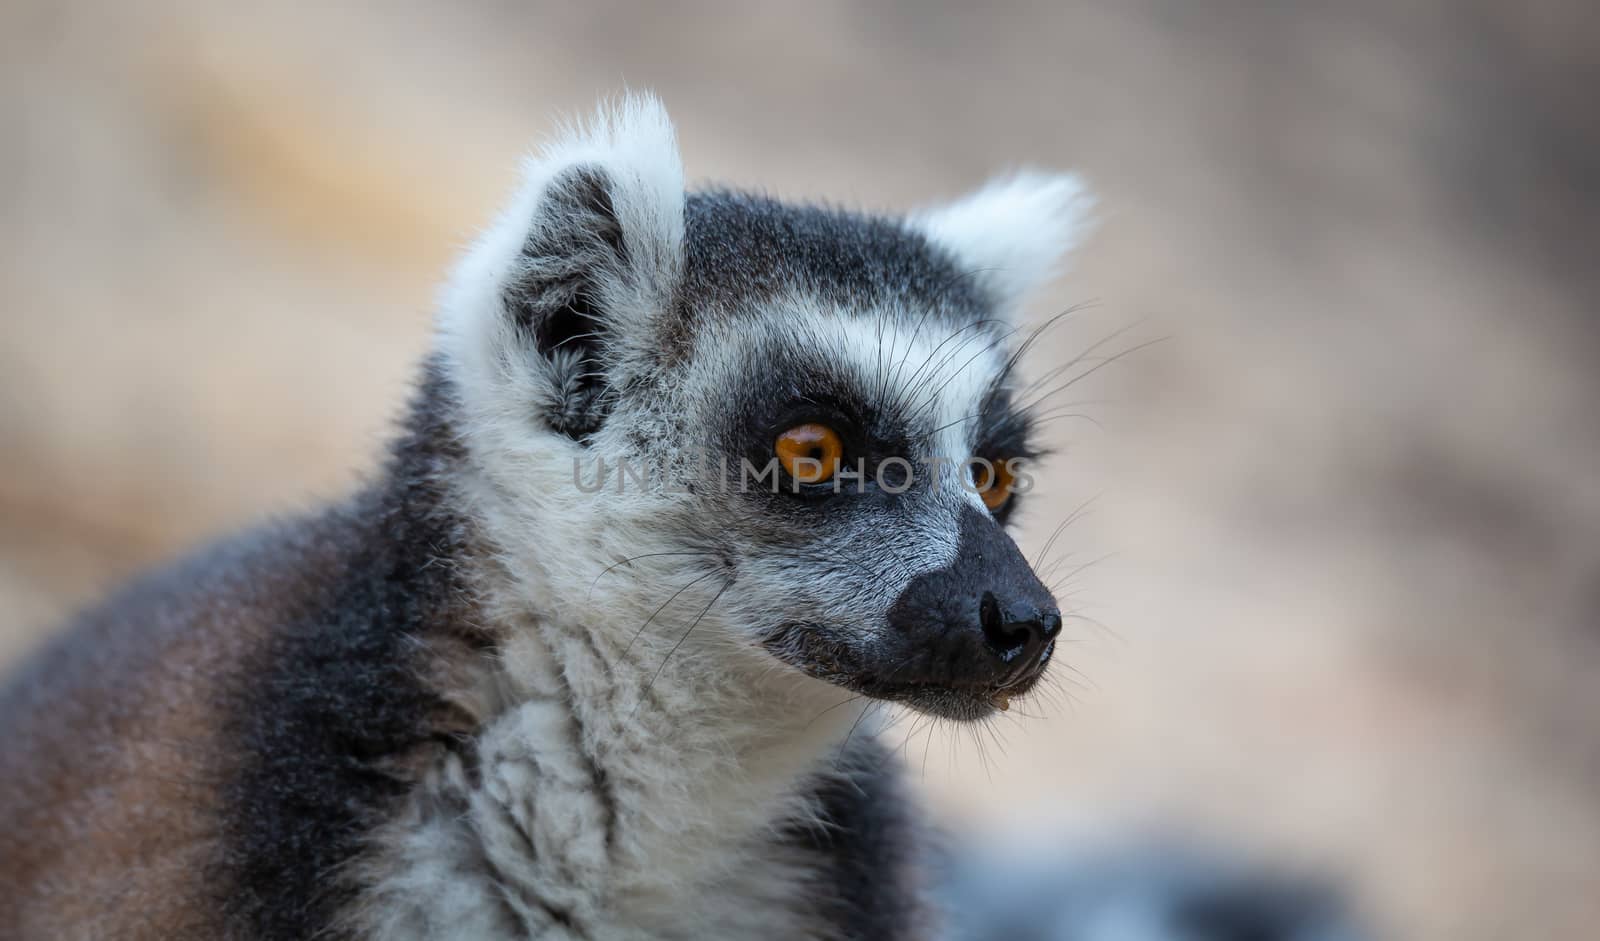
775, 423, 843, 484
971, 458, 1015, 511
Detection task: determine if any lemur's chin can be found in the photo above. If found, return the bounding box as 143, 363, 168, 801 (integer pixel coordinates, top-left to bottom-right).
760, 623, 1056, 722
868, 670, 1053, 722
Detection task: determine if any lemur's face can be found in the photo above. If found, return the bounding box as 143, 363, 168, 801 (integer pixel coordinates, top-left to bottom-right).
443, 99, 1090, 721
683, 293, 1058, 722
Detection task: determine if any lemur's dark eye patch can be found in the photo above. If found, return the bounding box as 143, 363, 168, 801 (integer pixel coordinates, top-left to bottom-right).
775, 423, 844, 484
970, 458, 1017, 512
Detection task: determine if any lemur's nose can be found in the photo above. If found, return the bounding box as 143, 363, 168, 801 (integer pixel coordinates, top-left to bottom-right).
978, 591, 1061, 678
884, 505, 1061, 700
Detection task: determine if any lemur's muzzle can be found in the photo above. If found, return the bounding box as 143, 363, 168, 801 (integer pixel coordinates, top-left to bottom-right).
878, 505, 1061, 717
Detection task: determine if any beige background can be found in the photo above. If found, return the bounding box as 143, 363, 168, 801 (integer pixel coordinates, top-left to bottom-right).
4, 2, 1599, 938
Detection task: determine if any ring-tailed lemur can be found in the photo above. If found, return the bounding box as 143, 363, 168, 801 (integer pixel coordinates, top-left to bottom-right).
0, 96, 1359, 941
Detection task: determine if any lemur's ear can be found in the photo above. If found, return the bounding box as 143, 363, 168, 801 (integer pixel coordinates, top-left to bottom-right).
439, 94, 684, 440
910, 172, 1093, 315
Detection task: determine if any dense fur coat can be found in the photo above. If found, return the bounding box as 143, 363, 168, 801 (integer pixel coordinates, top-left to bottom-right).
0, 97, 1093, 939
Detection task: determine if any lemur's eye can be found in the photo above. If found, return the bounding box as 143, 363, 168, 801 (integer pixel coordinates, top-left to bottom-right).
775, 423, 843, 484
971, 458, 1015, 512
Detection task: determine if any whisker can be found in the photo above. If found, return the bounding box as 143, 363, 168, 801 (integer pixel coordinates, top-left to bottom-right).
900, 316, 1007, 399
906, 321, 1021, 425
587, 551, 714, 600
1020, 335, 1168, 415
990, 303, 1099, 395
893, 320, 1009, 433
641, 576, 735, 700
836, 699, 880, 759
1042, 550, 1113, 591
805, 692, 865, 732
620, 568, 723, 659
883, 302, 946, 403
1013, 318, 1142, 401
1031, 496, 1100, 570
885, 265, 996, 402
1028, 411, 1104, 432
897, 712, 931, 763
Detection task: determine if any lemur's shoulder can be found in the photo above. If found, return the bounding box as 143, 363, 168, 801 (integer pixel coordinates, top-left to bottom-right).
785, 735, 935, 941
0, 367, 487, 938
0, 509, 359, 937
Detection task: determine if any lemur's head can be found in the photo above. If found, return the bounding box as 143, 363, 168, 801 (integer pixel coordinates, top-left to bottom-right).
440, 97, 1091, 722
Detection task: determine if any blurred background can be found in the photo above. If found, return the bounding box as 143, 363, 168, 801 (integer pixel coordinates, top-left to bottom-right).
3, 2, 1598, 937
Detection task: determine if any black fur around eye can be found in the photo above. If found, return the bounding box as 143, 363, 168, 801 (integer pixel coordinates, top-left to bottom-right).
970, 457, 1016, 512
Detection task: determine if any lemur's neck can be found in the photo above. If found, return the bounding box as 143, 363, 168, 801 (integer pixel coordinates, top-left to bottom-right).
468, 536, 868, 819
450, 548, 870, 916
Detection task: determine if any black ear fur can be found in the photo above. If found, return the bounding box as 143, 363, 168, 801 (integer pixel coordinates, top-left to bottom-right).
505, 165, 630, 440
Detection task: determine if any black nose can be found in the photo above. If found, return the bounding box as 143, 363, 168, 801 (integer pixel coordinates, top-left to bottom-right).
979, 590, 1061, 672
884, 506, 1062, 703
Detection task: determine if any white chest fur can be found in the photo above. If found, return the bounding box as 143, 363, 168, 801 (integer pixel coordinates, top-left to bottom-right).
345, 603, 871, 941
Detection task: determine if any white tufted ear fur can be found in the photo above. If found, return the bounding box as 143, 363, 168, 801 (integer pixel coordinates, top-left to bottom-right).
437, 93, 685, 440
910, 172, 1093, 314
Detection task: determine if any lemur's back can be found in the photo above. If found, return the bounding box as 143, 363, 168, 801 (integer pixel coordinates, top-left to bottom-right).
0, 518, 325, 937
0, 425, 480, 939
2, 511, 338, 935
